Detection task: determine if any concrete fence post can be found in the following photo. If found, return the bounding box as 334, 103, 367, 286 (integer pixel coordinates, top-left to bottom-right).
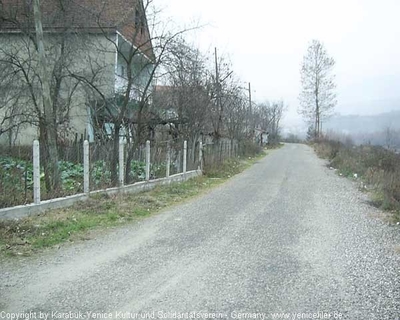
166, 140, 170, 178
145, 140, 150, 181
33, 140, 41, 205
177, 150, 181, 173
119, 141, 125, 187
199, 142, 203, 171
83, 140, 89, 194
183, 140, 187, 174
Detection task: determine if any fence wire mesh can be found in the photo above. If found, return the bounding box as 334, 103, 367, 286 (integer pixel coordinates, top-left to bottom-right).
89, 141, 113, 191
150, 141, 168, 179
202, 139, 240, 169
0, 146, 33, 208
1, 137, 252, 209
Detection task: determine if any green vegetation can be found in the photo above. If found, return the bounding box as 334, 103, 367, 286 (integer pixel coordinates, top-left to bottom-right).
0, 157, 34, 207
0, 157, 163, 208
0, 149, 268, 258
314, 139, 400, 223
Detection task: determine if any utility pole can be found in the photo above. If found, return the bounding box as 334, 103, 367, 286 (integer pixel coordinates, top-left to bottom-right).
214, 47, 222, 140
214, 48, 233, 141
248, 82, 253, 139
33, 0, 60, 191
248, 82, 252, 115
215, 48, 219, 90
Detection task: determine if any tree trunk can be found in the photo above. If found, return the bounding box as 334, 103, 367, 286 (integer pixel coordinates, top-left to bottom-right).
111, 124, 120, 186
125, 142, 134, 184
125, 105, 145, 184
38, 117, 51, 192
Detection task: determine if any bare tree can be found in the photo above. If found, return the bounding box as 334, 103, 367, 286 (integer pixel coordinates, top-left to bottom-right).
74, 0, 201, 184
224, 91, 248, 142
160, 38, 212, 161
81, 1, 156, 184
199, 50, 235, 142
0, 54, 34, 140
253, 100, 285, 145
268, 100, 285, 144
0, 0, 90, 192
298, 39, 336, 138
253, 102, 270, 133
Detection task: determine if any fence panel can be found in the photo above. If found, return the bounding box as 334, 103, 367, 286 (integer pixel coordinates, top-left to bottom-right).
49, 139, 85, 199
89, 141, 114, 191
187, 141, 201, 171
150, 140, 168, 179
1, 137, 245, 210
202, 139, 241, 171
0, 146, 34, 208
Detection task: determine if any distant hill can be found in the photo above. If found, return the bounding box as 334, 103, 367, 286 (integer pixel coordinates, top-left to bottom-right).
323, 110, 400, 147
324, 110, 400, 133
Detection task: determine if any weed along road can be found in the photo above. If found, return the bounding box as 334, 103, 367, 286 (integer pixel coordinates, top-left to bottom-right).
1, 144, 399, 319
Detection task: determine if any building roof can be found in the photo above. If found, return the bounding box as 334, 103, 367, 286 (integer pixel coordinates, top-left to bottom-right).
0, 0, 154, 60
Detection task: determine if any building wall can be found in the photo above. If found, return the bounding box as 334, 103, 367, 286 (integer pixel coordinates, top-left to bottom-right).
0, 32, 117, 146
115, 34, 154, 101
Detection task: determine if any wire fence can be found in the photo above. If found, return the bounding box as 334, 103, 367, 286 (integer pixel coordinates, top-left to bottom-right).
0, 137, 253, 209
0, 145, 33, 208
202, 139, 239, 169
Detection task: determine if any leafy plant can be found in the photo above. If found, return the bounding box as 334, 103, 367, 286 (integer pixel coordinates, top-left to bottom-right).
129, 160, 146, 181
0, 157, 33, 207
58, 161, 84, 191
91, 160, 111, 188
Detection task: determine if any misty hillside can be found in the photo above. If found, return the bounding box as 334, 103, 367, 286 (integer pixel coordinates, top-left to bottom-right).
323, 110, 400, 147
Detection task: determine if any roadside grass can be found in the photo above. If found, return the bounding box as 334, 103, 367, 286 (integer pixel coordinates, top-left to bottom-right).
313, 139, 400, 224
0, 150, 268, 258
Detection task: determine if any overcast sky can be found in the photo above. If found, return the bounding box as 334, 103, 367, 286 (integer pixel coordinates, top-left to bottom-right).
156, 0, 400, 131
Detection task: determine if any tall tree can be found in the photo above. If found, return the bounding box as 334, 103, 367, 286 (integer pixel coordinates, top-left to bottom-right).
298, 39, 336, 138
161, 38, 211, 161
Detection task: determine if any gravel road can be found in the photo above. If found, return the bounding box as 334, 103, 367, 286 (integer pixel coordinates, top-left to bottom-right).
1, 144, 399, 319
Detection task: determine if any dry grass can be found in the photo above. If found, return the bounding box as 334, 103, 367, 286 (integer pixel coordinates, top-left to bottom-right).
314, 139, 400, 223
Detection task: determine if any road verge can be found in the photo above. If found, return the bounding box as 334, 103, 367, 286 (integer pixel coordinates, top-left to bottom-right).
0, 150, 268, 258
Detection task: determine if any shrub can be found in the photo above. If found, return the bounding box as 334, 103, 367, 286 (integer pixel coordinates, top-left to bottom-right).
239, 141, 262, 157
